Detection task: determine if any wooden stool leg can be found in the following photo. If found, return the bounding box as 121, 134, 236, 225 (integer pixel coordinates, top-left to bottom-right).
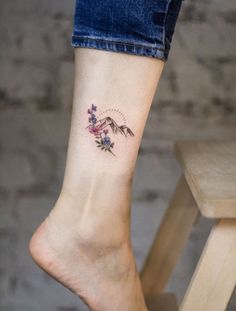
180, 219, 236, 311
141, 176, 199, 295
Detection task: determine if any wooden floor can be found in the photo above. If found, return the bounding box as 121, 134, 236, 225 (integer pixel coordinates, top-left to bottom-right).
145, 293, 178, 311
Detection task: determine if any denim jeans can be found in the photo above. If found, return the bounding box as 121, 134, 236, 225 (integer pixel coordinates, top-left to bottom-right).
72, 0, 183, 61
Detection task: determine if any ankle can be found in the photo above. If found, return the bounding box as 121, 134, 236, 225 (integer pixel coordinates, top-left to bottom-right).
61, 166, 134, 199
57, 169, 133, 222
49, 187, 132, 249
76, 215, 131, 253
76, 229, 132, 264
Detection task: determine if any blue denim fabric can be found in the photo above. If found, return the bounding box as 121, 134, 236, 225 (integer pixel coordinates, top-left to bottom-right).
72, 0, 183, 61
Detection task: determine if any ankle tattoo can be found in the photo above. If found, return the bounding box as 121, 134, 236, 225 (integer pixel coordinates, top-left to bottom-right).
86, 104, 134, 156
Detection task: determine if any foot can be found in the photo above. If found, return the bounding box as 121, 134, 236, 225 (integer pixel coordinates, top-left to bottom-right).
29, 176, 148, 311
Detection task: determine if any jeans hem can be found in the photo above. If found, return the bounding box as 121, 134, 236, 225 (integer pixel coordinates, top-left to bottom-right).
71, 35, 168, 62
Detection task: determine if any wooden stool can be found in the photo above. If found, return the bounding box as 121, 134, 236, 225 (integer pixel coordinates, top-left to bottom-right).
141, 141, 236, 311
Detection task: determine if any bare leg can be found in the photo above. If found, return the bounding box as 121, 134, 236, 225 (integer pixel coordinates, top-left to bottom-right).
29, 49, 164, 311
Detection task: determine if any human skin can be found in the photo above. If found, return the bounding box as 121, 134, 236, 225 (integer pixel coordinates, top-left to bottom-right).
29, 48, 164, 311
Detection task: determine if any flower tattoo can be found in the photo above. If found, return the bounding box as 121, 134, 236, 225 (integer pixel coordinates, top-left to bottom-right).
86, 104, 134, 156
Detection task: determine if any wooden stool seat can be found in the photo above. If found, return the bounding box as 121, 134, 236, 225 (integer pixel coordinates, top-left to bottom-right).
141, 141, 236, 311
175, 141, 236, 218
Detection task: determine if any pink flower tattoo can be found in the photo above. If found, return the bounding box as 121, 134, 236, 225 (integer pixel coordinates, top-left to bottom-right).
86, 104, 134, 156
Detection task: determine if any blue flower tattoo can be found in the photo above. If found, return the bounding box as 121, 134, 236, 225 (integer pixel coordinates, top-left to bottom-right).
86, 104, 134, 156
